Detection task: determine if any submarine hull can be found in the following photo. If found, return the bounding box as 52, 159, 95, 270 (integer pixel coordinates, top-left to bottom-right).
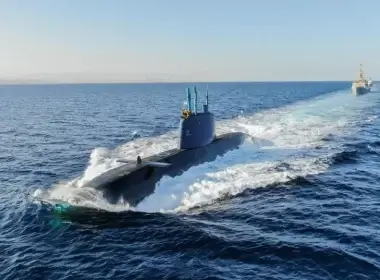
83, 132, 250, 206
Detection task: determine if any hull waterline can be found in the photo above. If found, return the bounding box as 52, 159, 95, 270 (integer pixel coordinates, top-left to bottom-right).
84, 132, 251, 206
352, 85, 370, 96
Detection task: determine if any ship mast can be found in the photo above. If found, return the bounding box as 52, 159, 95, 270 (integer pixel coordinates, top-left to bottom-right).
359, 64, 364, 80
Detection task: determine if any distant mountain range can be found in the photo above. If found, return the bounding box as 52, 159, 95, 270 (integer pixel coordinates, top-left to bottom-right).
0, 73, 358, 85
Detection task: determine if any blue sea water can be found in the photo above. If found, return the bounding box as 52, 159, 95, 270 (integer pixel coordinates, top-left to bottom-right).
0, 81, 379, 279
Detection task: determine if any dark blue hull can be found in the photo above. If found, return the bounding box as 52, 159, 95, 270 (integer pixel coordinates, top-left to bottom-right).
83, 132, 250, 207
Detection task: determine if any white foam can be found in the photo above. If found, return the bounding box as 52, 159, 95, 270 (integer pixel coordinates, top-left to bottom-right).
33, 181, 132, 212
33, 88, 380, 212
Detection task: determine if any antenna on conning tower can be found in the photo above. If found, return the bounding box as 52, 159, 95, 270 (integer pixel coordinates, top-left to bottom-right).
186, 87, 192, 112
206, 84, 209, 106
202, 84, 209, 113
184, 85, 210, 115
194, 85, 198, 114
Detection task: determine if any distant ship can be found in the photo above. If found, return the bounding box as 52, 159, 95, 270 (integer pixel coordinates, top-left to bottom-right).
352, 64, 371, 95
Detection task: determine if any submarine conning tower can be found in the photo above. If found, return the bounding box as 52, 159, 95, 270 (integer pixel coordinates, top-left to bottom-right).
179, 85, 216, 149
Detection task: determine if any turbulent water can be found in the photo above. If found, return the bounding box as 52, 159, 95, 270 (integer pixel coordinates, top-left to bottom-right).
0, 82, 379, 279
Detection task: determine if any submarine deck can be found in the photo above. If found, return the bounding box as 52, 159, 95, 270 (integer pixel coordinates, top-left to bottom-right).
83, 132, 246, 190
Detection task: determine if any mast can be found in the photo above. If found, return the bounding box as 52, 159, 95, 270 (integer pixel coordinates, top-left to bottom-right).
203, 84, 209, 113
194, 85, 198, 115
359, 64, 364, 80
206, 84, 209, 106
186, 87, 192, 112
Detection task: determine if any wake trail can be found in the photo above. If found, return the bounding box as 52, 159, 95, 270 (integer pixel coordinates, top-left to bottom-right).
32, 88, 379, 213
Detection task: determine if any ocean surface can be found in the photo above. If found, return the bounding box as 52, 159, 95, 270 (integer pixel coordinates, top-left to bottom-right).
0, 81, 379, 279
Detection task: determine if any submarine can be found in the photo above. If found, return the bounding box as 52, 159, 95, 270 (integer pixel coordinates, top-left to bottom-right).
77, 86, 252, 207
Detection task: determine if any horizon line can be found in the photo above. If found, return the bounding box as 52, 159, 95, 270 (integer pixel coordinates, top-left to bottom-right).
0, 79, 355, 86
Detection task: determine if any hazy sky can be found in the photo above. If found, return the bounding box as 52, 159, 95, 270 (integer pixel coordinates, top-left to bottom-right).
0, 0, 379, 83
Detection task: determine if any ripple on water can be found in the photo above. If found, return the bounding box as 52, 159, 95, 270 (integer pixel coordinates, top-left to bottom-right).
1, 83, 380, 279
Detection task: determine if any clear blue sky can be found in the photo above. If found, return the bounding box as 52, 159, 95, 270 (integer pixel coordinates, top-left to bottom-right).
0, 0, 379, 83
